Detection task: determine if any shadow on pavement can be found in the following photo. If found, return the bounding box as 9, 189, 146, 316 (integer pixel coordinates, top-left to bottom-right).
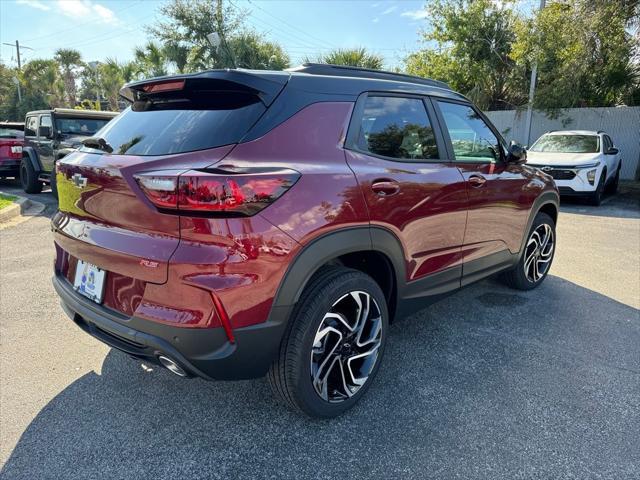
2, 276, 639, 479
559, 181, 640, 219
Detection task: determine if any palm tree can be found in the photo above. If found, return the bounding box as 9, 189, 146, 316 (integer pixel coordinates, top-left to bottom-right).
134, 41, 168, 78
163, 42, 190, 73
99, 58, 125, 111
54, 48, 82, 106
313, 48, 384, 70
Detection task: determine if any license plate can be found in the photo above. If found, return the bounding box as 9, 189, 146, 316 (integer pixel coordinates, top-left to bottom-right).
10, 146, 22, 153
73, 260, 106, 303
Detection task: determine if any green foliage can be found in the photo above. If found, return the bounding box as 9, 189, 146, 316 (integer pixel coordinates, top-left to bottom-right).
406, 0, 524, 110
146, 0, 290, 71
406, 0, 639, 109
310, 48, 384, 69
134, 42, 168, 78
513, 0, 640, 108
228, 32, 290, 70
54, 48, 83, 106
146, 0, 244, 70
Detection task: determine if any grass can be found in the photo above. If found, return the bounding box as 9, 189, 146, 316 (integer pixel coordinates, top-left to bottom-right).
0, 193, 17, 210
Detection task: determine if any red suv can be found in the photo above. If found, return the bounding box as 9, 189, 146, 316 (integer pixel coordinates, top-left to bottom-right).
0, 122, 24, 179
52, 64, 559, 418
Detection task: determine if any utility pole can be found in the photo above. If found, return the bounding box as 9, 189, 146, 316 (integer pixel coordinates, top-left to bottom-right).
2, 40, 33, 104
523, 0, 546, 146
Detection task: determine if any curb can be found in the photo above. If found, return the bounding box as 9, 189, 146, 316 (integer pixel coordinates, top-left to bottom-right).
0, 193, 31, 224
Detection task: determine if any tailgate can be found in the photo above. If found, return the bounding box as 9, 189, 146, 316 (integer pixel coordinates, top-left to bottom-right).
53, 147, 234, 283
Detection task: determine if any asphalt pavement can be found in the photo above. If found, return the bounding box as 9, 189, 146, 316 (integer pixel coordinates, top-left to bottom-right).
1, 180, 639, 479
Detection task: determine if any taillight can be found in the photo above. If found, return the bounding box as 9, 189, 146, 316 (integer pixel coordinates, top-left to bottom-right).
134, 167, 300, 216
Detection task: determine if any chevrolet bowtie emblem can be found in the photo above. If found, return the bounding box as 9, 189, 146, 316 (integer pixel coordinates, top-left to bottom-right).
71, 173, 88, 188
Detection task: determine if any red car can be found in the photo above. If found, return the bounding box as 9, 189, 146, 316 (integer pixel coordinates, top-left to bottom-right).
52, 64, 559, 418
0, 122, 24, 179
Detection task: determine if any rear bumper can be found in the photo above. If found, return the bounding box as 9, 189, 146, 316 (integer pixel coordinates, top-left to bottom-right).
0, 158, 20, 174
53, 273, 291, 380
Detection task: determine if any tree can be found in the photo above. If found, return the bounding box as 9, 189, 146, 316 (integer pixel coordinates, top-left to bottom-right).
134, 41, 168, 78
147, 0, 244, 70
21, 59, 65, 110
98, 59, 126, 111
312, 48, 384, 69
405, 0, 524, 110
146, 0, 291, 71
0, 62, 20, 120
229, 32, 290, 70
54, 48, 83, 106
405, 0, 639, 109
513, 0, 640, 108
163, 41, 190, 73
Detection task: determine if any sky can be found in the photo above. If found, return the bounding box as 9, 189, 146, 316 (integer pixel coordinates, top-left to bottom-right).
0, 0, 437, 69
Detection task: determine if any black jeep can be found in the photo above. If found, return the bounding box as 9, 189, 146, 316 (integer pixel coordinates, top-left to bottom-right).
20, 108, 118, 197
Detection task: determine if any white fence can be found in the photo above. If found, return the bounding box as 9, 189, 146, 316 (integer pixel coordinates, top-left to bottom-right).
484, 107, 640, 180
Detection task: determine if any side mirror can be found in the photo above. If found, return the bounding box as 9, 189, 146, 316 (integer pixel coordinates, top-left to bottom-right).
606, 147, 619, 155
507, 141, 526, 164
38, 125, 52, 139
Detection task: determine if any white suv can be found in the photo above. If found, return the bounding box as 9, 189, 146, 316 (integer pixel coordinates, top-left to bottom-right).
527, 130, 622, 205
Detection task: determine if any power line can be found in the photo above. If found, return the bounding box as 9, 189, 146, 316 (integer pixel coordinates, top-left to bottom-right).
23, 1, 143, 43
245, 0, 338, 49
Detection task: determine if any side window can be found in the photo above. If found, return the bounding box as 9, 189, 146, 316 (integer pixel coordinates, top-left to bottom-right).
356, 96, 439, 160
603, 135, 612, 151
40, 115, 52, 128
437, 101, 501, 162
25, 116, 37, 136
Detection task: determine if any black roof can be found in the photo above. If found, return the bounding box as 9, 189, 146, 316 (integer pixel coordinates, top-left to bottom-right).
288, 63, 451, 90
121, 64, 466, 105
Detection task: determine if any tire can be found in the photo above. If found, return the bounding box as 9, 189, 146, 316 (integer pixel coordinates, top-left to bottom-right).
588, 170, 606, 206
500, 212, 556, 291
19, 158, 43, 194
605, 167, 620, 195
268, 266, 389, 418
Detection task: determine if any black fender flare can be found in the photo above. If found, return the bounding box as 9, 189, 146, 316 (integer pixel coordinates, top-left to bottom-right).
517, 190, 560, 260
271, 226, 406, 309
21, 146, 42, 173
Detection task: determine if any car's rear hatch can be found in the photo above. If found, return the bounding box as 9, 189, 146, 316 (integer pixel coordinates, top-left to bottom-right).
53, 70, 289, 285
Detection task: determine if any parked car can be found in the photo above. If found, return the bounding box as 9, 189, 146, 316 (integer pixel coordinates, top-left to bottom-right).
51, 64, 559, 418
526, 130, 622, 205
0, 122, 24, 180
20, 108, 118, 197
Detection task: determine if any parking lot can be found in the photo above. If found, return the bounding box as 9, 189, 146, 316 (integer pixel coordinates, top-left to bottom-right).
1, 182, 639, 479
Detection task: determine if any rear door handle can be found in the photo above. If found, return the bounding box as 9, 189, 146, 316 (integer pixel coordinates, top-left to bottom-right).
371, 179, 400, 197
467, 174, 487, 187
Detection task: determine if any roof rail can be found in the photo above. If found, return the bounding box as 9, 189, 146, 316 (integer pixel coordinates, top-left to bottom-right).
287, 63, 451, 90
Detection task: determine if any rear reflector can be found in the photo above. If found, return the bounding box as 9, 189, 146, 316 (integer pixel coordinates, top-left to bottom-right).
134, 167, 300, 216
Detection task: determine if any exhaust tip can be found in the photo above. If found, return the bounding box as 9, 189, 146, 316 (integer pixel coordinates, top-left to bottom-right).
157, 355, 188, 377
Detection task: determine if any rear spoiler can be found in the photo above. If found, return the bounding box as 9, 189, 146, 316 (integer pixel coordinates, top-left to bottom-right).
119, 69, 291, 107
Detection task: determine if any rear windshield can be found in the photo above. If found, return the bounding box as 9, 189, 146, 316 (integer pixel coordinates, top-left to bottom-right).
0, 128, 23, 139
529, 135, 599, 153
57, 118, 112, 136
83, 92, 265, 156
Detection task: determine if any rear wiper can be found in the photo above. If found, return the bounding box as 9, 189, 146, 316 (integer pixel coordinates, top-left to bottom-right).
81, 137, 113, 153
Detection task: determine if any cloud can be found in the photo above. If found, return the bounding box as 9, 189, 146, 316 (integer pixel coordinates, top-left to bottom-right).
381, 5, 398, 15
401, 9, 429, 20
16, 0, 51, 10
56, 0, 119, 24
372, 17, 380, 23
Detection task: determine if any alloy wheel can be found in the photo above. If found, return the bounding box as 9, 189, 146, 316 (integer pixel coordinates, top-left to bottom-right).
524, 223, 554, 283
310, 291, 383, 403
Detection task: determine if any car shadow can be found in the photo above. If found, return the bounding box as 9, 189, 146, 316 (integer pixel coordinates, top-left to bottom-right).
559, 182, 640, 219
2, 276, 639, 479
